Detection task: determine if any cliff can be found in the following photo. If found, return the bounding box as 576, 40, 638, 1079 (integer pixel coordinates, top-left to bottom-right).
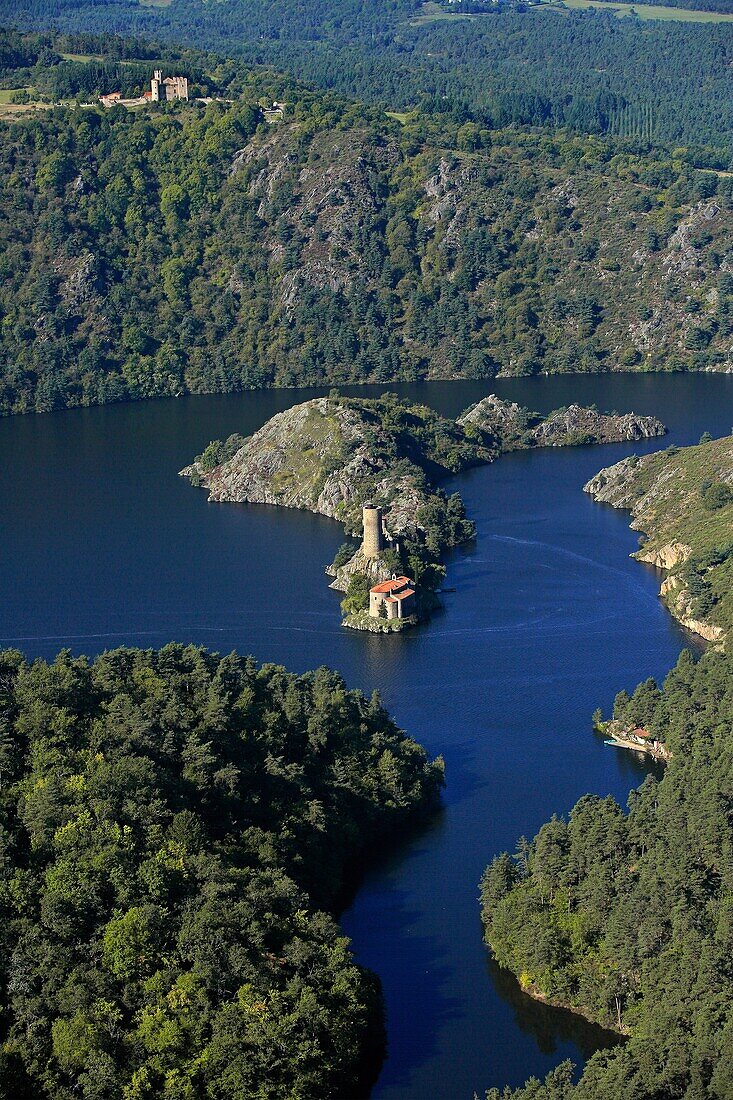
182, 393, 670, 626
584, 435, 733, 644
180, 395, 493, 540
458, 395, 665, 449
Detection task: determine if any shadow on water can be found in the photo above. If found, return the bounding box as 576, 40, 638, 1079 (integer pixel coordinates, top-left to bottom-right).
485, 958, 623, 1063
338, 807, 464, 1094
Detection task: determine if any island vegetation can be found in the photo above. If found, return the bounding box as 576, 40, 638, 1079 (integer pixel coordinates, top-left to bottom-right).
183, 393, 664, 627
0, 643, 443, 1099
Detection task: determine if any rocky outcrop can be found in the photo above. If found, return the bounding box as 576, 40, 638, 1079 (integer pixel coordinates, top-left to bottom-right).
657, 573, 725, 644
327, 547, 391, 593
532, 405, 665, 446
181, 399, 373, 529
180, 395, 490, 539
458, 394, 535, 444
583, 456, 652, 509
458, 396, 666, 450
636, 541, 691, 571
585, 438, 733, 647
341, 610, 415, 633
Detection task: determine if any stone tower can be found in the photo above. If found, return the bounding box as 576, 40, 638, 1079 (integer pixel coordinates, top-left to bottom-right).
362, 504, 384, 559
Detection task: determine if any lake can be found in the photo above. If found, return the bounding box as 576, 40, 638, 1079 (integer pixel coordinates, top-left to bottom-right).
2, 373, 731, 1097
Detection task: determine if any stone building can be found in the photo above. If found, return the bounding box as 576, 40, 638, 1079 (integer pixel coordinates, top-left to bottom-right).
361, 504, 385, 558
151, 70, 189, 103
369, 576, 416, 620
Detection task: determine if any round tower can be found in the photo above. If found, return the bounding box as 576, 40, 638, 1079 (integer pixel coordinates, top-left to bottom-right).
362, 504, 384, 559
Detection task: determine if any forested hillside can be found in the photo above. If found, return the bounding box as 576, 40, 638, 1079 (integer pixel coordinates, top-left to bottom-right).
0, 644, 443, 1098
481, 646, 733, 1099
0, 54, 730, 413
3, 0, 732, 154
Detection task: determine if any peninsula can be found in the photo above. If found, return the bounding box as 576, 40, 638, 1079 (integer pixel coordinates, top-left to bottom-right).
585, 432, 733, 644
181, 393, 665, 630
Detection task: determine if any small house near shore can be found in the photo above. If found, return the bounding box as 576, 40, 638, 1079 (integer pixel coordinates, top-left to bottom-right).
369, 576, 416, 620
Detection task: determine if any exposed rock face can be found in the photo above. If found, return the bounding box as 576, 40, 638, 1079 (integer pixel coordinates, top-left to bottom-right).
584, 455, 658, 510
57, 251, 101, 313
657, 573, 725, 644
458, 395, 534, 443
532, 405, 665, 446
584, 438, 733, 646
181, 399, 389, 532
636, 541, 692, 571
458, 396, 666, 450
180, 396, 489, 539
327, 547, 391, 593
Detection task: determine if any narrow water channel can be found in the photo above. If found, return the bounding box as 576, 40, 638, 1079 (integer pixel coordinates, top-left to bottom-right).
0, 373, 730, 1096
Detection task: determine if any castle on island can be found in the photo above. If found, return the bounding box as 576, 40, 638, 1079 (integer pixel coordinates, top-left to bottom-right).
361, 504, 416, 621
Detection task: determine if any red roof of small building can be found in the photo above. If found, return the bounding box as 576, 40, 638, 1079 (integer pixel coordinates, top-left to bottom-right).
370, 576, 413, 595
632, 728, 652, 739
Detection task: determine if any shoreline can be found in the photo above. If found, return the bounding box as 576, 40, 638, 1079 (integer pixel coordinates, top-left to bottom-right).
512, 976, 629, 1037
5, 366, 733, 421
603, 735, 670, 762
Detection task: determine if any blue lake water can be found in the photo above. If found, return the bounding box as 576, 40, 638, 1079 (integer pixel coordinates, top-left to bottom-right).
1, 373, 731, 1097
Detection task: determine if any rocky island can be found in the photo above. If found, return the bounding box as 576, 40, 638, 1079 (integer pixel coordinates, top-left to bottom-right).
181, 393, 666, 630
585, 433, 733, 645
458, 396, 667, 451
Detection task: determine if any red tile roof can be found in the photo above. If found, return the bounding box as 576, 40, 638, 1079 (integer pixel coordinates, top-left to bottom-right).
632, 728, 652, 739
370, 576, 413, 594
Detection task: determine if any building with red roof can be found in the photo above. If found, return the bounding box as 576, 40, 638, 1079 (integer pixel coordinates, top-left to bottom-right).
369, 576, 416, 621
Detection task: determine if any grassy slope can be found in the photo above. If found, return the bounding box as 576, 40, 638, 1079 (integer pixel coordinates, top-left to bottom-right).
541, 0, 733, 21
589, 435, 733, 640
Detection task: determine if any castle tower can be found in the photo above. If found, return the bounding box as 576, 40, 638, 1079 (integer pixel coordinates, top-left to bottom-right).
362, 504, 384, 559
151, 70, 164, 102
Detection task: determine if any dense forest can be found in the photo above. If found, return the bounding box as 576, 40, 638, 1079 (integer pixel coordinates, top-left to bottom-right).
481, 646, 733, 1098
0, 41, 730, 413
2, 1, 732, 154
0, 643, 443, 1098
481, 437, 733, 1097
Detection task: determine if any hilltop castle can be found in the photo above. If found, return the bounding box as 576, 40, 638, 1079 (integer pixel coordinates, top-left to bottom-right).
150, 70, 189, 103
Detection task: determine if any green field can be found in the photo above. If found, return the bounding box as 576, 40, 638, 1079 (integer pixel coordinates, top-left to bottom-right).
411, 0, 733, 23
547, 0, 733, 21
409, 2, 477, 23
386, 109, 414, 123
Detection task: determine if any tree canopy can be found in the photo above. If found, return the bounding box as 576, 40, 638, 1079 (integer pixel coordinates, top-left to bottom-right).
481, 646, 733, 1098
0, 643, 443, 1098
